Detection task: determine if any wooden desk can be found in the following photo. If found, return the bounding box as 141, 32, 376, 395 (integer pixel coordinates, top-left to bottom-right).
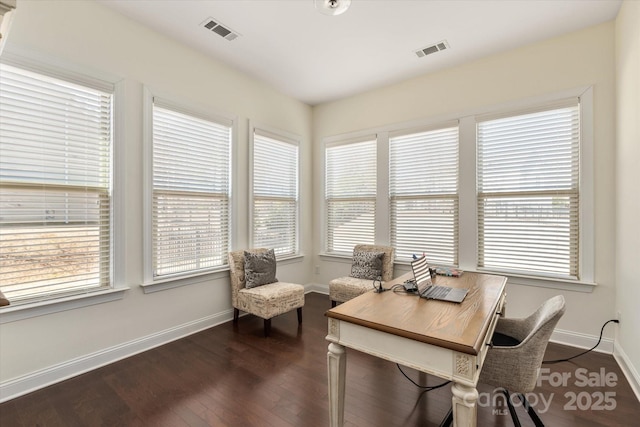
325, 271, 507, 427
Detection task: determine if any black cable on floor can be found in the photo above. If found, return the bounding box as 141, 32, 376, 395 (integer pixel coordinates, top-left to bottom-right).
543, 319, 619, 364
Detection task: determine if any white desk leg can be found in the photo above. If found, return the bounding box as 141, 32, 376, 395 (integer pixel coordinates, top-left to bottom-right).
451, 382, 478, 427
327, 342, 346, 427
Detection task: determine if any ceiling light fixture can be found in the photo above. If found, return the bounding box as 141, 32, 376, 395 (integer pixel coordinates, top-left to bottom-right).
315, 0, 351, 16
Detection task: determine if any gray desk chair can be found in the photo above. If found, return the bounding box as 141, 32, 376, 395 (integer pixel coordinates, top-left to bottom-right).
228, 248, 305, 337
329, 244, 395, 307
442, 295, 566, 427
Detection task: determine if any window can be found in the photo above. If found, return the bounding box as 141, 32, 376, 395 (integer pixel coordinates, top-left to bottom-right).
322, 89, 593, 287
251, 128, 299, 256
0, 63, 113, 304
476, 100, 580, 279
325, 138, 377, 254
389, 125, 459, 264
151, 98, 231, 279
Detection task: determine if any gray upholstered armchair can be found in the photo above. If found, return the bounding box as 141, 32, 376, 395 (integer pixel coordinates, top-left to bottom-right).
442, 295, 566, 426
228, 248, 305, 337
329, 244, 395, 307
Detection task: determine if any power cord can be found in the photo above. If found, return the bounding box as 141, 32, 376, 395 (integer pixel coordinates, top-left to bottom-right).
396, 320, 619, 390
543, 319, 619, 364
372, 276, 387, 293
391, 283, 414, 295
396, 364, 451, 391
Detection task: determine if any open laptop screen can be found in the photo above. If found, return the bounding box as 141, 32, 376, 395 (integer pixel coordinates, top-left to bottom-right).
411, 256, 432, 293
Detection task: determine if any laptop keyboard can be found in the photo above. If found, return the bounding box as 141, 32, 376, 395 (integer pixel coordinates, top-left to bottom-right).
424, 286, 451, 299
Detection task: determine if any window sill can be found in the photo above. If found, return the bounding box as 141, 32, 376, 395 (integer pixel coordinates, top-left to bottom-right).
141, 268, 230, 294
0, 287, 130, 324
494, 272, 597, 293
363, 259, 597, 293
141, 255, 304, 294
277, 253, 305, 265
319, 252, 353, 263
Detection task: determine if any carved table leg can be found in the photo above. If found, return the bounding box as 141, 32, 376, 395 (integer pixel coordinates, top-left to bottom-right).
451, 382, 478, 427
327, 342, 346, 427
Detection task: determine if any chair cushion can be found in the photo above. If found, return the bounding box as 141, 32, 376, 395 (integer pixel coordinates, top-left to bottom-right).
350, 250, 384, 280
238, 282, 305, 319
329, 276, 375, 303
244, 249, 277, 288
492, 331, 521, 347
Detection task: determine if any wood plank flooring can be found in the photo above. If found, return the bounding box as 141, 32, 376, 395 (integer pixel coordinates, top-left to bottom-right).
1, 292, 638, 426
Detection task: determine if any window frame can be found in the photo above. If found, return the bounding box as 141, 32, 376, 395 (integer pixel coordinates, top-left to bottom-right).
389, 122, 460, 265
458, 88, 594, 289
321, 86, 595, 291
474, 100, 581, 279
0, 51, 127, 321
142, 89, 236, 292
249, 123, 301, 258
323, 135, 378, 256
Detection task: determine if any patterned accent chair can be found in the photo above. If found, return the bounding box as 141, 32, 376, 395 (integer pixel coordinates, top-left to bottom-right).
329, 244, 395, 307
228, 248, 305, 337
441, 295, 566, 427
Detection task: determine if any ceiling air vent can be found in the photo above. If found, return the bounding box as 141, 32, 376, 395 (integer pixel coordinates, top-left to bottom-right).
201, 17, 240, 41
415, 40, 449, 58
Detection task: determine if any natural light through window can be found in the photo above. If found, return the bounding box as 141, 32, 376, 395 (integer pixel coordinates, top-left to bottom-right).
476, 101, 580, 278
0, 63, 113, 303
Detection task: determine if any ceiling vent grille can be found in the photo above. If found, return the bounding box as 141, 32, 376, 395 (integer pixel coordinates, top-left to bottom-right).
201, 17, 239, 41
415, 40, 449, 58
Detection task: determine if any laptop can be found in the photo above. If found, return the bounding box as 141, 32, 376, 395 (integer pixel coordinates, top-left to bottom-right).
410, 256, 468, 303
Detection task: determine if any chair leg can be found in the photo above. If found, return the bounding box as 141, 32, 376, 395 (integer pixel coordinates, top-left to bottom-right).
263, 318, 271, 337
331, 300, 337, 308
233, 308, 239, 323
442, 389, 536, 427
517, 393, 545, 427
439, 407, 453, 427
297, 307, 302, 324
502, 389, 522, 427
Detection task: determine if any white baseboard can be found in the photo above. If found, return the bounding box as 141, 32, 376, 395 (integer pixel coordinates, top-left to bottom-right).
0, 309, 234, 403
305, 282, 329, 295
1, 295, 631, 405
550, 327, 614, 354
613, 342, 640, 403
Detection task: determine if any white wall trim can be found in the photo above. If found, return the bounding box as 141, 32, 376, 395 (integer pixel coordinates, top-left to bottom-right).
550, 327, 614, 354
1, 287, 324, 403
0, 308, 234, 403
2, 290, 628, 404
306, 283, 329, 295
613, 342, 640, 403
0, 288, 129, 325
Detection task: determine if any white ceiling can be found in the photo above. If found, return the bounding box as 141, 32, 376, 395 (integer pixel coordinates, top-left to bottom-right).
98, 0, 622, 106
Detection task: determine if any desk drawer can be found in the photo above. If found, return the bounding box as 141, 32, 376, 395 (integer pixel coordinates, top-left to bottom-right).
477, 292, 506, 371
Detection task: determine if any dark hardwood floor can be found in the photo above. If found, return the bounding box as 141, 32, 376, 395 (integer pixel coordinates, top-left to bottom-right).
1, 293, 638, 426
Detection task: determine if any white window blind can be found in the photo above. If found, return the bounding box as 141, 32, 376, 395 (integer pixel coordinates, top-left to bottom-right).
252, 130, 299, 256
477, 101, 580, 278
325, 139, 376, 254
390, 126, 459, 264
0, 63, 113, 304
152, 100, 231, 279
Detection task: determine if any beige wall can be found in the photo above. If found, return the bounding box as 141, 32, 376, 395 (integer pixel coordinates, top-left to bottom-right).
1, 0, 637, 402
313, 22, 617, 342
615, 0, 640, 390
0, 0, 312, 388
